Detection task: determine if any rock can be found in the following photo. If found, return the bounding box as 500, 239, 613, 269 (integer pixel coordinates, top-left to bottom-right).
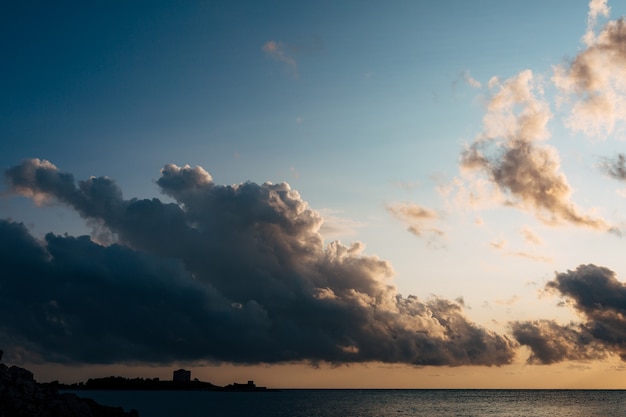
0, 360, 139, 417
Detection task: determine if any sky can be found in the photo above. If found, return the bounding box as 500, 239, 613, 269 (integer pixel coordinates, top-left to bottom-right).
4, 0, 626, 388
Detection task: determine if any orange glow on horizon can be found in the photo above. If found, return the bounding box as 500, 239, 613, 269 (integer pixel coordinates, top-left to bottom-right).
23, 356, 626, 390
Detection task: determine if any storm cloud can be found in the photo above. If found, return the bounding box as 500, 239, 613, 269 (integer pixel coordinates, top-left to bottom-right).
2, 159, 516, 366
513, 264, 626, 363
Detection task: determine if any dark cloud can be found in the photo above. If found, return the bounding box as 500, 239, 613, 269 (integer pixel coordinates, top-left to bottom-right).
512, 264, 626, 363
548, 264, 626, 360
600, 153, 626, 181
510, 320, 604, 364
2, 159, 517, 366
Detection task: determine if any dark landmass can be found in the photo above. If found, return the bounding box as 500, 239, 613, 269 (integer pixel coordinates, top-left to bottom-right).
0, 350, 138, 417
59, 377, 276, 392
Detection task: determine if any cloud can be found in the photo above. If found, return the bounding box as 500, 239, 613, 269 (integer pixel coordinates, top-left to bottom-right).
462, 70, 481, 88
317, 209, 363, 239
520, 226, 544, 246
494, 295, 521, 307
460, 70, 613, 231
511, 320, 605, 364
387, 202, 445, 243
489, 239, 506, 250
262, 40, 297, 77
600, 153, 626, 181
512, 264, 626, 363
489, 238, 553, 263
2, 159, 516, 366
554, 8, 626, 138
507, 251, 553, 263
583, 0, 611, 46
452, 70, 481, 94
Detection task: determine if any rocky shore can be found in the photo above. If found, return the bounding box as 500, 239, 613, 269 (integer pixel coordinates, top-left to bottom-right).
0, 350, 138, 417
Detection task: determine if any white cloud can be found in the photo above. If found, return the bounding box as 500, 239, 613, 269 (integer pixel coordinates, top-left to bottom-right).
554, 8, 626, 139
460, 70, 612, 231
583, 0, 611, 46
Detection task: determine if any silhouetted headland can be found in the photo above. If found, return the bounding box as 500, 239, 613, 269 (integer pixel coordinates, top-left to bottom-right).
60, 377, 274, 392
59, 368, 275, 392
0, 349, 139, 417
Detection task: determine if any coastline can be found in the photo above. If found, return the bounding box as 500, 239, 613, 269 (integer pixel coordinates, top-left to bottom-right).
59, 376, 277, 392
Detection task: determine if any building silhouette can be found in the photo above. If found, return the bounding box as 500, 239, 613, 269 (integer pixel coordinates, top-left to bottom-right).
172, 369, 191, 382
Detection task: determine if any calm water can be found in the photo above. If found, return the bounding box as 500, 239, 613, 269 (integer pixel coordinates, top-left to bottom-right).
68, 389, 626, 417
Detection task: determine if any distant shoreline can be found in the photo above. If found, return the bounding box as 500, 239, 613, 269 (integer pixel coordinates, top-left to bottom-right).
60, 386, 626, 392
57, 376, 277, 392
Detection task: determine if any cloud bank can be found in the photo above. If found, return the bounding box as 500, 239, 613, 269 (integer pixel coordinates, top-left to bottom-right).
2, 159, 516, 366
513, 264, 626, 364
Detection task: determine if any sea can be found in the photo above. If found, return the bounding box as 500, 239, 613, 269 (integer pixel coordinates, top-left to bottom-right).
67, 389, 626, 417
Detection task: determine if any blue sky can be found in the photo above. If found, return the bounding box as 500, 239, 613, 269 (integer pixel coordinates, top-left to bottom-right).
4, 1, 626, 387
